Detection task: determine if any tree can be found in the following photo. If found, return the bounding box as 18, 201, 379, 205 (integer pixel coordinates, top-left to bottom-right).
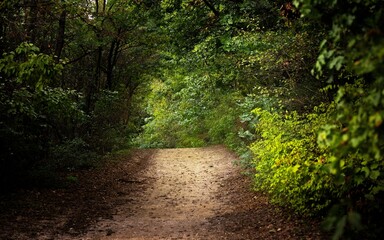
0, 0, 163, 189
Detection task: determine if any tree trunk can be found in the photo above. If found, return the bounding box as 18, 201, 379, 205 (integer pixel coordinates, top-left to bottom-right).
0, 16, 5, 55
55, 0, 67, 63
106, 36, 121, 90
54, 1, 67, 62
86, 46, 102, 112
106, 40, 116, 90
26, 0, 38, 42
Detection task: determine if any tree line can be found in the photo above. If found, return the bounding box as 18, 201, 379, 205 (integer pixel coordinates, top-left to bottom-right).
0, 0, 160, 189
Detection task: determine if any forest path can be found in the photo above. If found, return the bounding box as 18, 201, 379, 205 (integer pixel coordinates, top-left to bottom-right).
0, 146, 325, 239
78, 146, 324, 240
83, 146, 236, 239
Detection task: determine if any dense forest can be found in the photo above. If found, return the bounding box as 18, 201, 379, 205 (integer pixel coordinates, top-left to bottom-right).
1, 0, 383, 239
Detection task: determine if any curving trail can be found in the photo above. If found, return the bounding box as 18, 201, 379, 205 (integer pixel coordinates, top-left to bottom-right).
82, 146, 237, 239
0, 146, 326, 239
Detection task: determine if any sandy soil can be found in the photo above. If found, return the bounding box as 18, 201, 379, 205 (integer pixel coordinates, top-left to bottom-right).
0, 146, 327, 239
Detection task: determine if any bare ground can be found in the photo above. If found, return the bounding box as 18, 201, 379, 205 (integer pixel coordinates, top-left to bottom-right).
0, 146, 327, 239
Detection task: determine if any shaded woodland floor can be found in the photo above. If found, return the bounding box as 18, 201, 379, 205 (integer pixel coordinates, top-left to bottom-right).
0, 146, 327, 239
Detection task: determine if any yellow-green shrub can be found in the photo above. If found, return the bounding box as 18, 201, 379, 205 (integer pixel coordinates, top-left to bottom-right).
251, 107, 337, 215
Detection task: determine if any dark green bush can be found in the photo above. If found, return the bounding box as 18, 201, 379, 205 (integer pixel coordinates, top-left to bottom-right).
50, 138, 99, 170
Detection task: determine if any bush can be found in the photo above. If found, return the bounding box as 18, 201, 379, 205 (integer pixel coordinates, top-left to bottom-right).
50, 138, 100, 171
205, 94, 241, 144
250, 106, 337, 215
317, 81, 384, 239
0, 43, 86, 190
88, 90, 132, 152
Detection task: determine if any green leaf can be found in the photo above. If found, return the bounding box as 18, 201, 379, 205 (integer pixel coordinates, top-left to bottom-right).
369, 170, 380, 180
292, 164, 300, 173
329, 56, 344, 71
362, 166, 370, 177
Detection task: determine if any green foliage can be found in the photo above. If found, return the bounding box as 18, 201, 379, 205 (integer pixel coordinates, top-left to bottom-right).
136, 74, 208, 148
204, 93, 241, 145
0, 42, 63, 90
316, 80, 384, 239
0, 43, 87, 189
0, 0, 161, 190
50, 138, 99, 170
290, 0, 384, 238
251, 106, 337, 215
138, 0, 322, 150
88, 90, 127, 151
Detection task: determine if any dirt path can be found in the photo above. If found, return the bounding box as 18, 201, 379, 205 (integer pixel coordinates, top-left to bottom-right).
82, 146, 236, 239
0, 146, 326, 239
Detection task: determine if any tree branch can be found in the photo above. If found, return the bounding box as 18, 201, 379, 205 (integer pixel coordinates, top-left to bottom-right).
202, 0, 219, 17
